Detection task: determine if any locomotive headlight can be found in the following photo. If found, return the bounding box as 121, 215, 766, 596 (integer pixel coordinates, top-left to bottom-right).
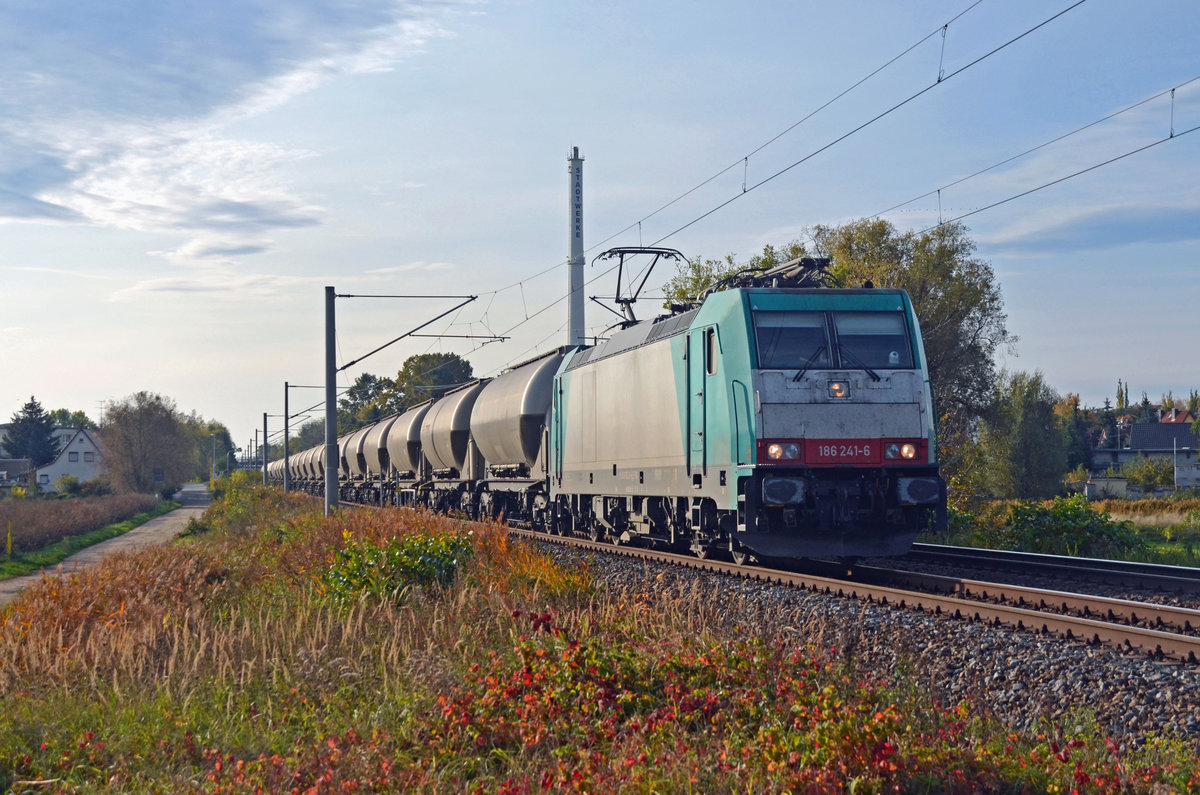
767, 443, 801, 460
885, 442, 919, 460
828, 380, 850, 399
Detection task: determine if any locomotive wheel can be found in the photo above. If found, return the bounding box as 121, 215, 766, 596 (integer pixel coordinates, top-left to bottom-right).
729, 539, 754, 566
587, 518, 603, 543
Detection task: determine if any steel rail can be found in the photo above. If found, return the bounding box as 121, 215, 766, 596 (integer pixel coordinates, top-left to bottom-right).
849, 564, 1200, 634
509, 527, 1200, 665
906, 543, 1200, 594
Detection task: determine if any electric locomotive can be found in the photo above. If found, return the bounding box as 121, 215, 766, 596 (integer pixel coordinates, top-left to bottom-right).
549, 256, 946, 561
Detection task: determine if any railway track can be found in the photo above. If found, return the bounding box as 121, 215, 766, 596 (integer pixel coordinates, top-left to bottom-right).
904, 543, 1200, 595
508, 526, 1200, 665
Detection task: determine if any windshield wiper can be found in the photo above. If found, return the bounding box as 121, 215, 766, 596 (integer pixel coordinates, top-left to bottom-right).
837, 345, 882, 382
792, 344, 826, 382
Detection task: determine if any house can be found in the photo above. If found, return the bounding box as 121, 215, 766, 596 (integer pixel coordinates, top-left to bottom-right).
1160, 408, 1195, 424
33, 428, 105, 492
1091, 422, 1200, 488
0, 458, 33, 497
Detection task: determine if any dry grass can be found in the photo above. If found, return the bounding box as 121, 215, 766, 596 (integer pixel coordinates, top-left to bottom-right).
0, 494, 158, 554
2, 476, 1197, 792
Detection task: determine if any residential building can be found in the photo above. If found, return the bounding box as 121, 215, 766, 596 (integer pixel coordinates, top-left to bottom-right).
33, 428, 105, 492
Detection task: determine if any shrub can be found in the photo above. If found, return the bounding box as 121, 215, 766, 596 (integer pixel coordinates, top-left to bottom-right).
1122, 455, 1174, 489
321, 529, 473, 606
998, 495, 1145, 557
54, 474, 83, 496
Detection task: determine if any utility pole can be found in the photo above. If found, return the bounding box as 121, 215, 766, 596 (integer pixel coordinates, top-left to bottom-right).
262, 413, 268, 486
283, 382, 291, 493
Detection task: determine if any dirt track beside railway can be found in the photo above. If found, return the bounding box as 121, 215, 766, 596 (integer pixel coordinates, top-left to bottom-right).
0, 484, 210, 607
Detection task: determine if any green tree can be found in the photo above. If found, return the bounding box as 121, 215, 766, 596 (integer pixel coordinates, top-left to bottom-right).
661, 253, 741, 306
1122, 455, 1173, 489
3, 396, 60, 466
99, 392, 196, 496
340, 373, 395, 426
1116, 379, 1127, 411
810, 219, 1013, 424
977, 371, 1069, 500
288, 419, 327, 455
378, 353, 474, 414
1053, 393, 1093, 472
180, 414, 233, 480
1188, 389, 1199, 417
1134, 392, 1155, 424
47, 408, 97, 429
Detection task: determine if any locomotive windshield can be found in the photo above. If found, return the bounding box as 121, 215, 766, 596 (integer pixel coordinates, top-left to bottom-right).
753, 310, 913, 370
755, 311, 831, 370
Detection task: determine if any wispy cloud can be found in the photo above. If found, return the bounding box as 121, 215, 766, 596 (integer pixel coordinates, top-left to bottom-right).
0, 1, 460, 264
107, 266, 322, 302
365, 261, 457, 274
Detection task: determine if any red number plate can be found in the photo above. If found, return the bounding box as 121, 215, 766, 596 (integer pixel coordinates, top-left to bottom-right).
805, 440, 877, 465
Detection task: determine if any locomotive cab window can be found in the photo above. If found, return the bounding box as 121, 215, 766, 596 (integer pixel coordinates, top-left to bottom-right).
753, 311, 830, 369
832, 311, 913, 369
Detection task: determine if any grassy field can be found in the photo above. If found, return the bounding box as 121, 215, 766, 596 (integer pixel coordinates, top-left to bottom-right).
1, 473, 1197, 792
0, 498, 176, 580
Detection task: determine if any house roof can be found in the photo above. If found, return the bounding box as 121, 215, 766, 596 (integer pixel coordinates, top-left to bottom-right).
1161, 408, 1195, 424
39, 428, 103, 468
1127, 422, 1199, 452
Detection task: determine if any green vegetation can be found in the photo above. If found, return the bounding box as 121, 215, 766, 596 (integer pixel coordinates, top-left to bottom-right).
1, 474, 1197, 791
930, 495, 1200, 566
321, 529, 474, 606
0, 500, 178, 579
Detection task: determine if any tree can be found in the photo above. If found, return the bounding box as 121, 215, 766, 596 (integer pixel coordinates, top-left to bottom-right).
662, 254, 742, 305
377, 354, 474, 414
1116, 379, 1127, 411
1188, 389, 1199, 417
809, 219, 1014, 424
976, 371, 1069, 500
339, 373, 395, 426
3, 396, 60, 466
1053, 393, 1094, 472
656, 220, 1015, 504
99, 392, 196, 496
180, 413, 233, 481
47, 408, 97, 429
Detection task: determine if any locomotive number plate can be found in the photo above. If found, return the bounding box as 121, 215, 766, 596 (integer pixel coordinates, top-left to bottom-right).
805, 440, 876, 464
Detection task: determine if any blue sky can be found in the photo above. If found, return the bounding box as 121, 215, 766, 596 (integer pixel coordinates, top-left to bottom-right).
2, 0, 1198, 448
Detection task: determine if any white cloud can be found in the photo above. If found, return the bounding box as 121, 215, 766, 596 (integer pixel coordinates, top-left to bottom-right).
0, 2, 463, 265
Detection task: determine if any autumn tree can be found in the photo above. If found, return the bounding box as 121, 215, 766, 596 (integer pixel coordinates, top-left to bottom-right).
99, 392, 196, 496
3, 396, 60, 466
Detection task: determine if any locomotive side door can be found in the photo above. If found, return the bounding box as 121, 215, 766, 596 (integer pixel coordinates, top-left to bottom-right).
686, 327, 715, 478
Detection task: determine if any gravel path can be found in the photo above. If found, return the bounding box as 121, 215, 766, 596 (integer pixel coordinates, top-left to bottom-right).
541, 541, 1200, 748
0, 485, 210, 608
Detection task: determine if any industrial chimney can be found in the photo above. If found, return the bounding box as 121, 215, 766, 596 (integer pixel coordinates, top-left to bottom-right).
567, 147, 585, 347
